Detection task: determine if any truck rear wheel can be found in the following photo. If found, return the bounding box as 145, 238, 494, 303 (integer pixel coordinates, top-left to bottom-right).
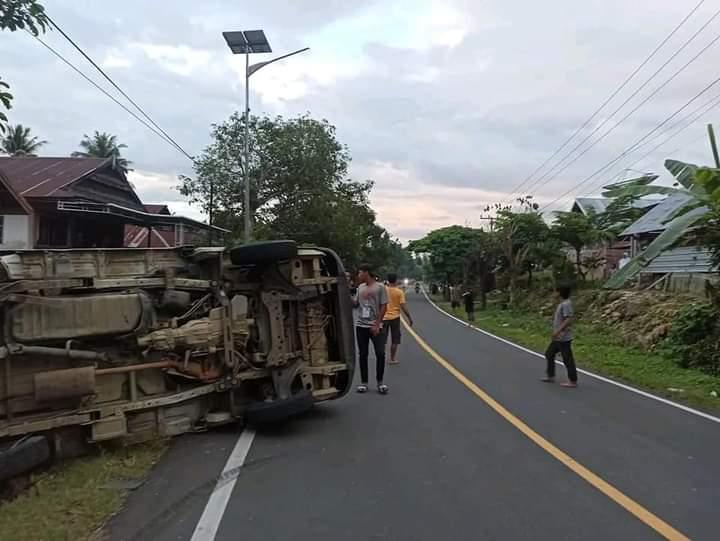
229, 240, 298, 266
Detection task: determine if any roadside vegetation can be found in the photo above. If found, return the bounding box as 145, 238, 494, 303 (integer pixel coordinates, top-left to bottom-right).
0, 441, 166, 541
414, 139, 720, 413
434, 289, 720, 412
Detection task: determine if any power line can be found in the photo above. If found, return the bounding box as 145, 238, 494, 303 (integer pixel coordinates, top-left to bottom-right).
585, 89, 720, 193
524, 6, 720, 197
30, 33, 192, 160
45, 15, 194, 162
527, 26, 720, 202
539, 73, 720, 212
503, 0, 708, 202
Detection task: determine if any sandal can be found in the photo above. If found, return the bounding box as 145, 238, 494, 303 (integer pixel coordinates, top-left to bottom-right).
378, 383, 389, 395
356, 384, 368, 393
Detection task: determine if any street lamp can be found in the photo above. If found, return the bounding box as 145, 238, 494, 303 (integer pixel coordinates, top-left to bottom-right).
222, 29, 309, 243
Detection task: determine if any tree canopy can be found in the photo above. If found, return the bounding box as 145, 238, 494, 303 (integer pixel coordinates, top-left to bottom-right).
180, 112, 413, 273
72, 131, 131, 174
0, 0, 50, 133
0, 123, 47, 156
408, 225, 482, 284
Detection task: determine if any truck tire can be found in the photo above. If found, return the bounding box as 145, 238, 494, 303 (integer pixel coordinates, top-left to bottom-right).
0, 435, 51, 482
229, 240, 298, 266
244, 389, 314, 425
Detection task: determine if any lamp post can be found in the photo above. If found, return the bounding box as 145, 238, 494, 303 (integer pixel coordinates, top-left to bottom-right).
222, 29, 309, 243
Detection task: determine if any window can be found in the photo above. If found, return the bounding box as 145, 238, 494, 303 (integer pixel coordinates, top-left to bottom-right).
0, 215, 4, 244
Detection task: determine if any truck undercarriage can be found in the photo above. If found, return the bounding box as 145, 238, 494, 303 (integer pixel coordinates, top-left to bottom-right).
0, 241, 355, 482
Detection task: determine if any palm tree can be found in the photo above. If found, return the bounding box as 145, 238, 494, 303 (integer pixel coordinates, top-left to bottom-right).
0, 124, 47, 156
72, 131, 131, 174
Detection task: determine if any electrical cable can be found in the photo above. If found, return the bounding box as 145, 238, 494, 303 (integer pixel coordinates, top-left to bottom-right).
524, 9, 720, 197
30, 33, 191, 160
539, 73, 720, 211
46, 15, 194, 161
503, 0, 708, 202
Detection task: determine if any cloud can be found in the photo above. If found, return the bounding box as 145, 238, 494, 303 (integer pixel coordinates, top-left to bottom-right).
3, 0, 720, 244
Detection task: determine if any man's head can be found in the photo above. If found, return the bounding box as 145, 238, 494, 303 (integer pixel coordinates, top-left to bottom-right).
556, 285, 572, 300
358, 263, 374, 284
387, 273, 398, 285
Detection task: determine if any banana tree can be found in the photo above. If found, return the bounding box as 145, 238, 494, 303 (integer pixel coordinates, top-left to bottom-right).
603, 159, 716, 289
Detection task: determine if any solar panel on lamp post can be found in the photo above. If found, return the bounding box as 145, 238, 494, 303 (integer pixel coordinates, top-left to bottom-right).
222, 29, 309, 243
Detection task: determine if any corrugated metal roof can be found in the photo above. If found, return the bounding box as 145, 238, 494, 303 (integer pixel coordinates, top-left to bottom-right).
643, 246, 715, 274
621, 192, 706, 236
572, 197, 659, 216
0, 157, 109, 197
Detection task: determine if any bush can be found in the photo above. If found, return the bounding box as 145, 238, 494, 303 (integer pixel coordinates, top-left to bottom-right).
665, 302, 720, 374
552, 259, 577, 288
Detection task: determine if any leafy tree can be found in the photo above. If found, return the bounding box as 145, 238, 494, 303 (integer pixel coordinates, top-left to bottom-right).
0, 123, 46, 156
464, 229, 501, 309
408, 225, 482, 296
595, 176, 658, 236
0, 0, 50, 133
551, 211, 607, 280
493, 198, 550, 303
180, 112, 388, 264
181, 113, 350, 233
72, 131, 131, 174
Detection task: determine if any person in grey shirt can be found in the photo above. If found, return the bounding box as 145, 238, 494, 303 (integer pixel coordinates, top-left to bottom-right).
542, 285, 578, 387
353, 263, 389, 394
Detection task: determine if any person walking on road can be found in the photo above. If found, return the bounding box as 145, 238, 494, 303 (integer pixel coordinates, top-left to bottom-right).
450, 285, 461, 312
354, 263, 389, 394
462, 287, 475, 323
384, 273, 413, 365
542, 285, 578, 387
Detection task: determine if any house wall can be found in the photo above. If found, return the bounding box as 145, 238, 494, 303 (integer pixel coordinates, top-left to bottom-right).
0, 214, 31, 249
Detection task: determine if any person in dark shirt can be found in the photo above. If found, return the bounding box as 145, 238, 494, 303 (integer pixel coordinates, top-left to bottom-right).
541, 285, 578, 388
462, 287, 475, 323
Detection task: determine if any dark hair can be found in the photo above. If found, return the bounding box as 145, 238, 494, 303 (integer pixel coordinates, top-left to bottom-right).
359, 263, 373, 273
556, 285, 572, 299
387, 273, 398, 284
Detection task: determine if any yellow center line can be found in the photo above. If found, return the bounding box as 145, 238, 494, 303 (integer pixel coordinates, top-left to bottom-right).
402, 319, 689, 541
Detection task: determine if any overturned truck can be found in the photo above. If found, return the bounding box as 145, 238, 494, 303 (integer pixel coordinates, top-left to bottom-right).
0, 241, 354, 481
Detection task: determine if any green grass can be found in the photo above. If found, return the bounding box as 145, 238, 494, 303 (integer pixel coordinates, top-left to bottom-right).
437, 301, 720, 413
0, 440, 167, 541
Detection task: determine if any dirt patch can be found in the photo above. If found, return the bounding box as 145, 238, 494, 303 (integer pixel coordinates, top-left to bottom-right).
585, 289, 696, 351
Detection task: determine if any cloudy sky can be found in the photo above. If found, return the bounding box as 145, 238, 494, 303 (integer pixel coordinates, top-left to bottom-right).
2, 0, 719, 241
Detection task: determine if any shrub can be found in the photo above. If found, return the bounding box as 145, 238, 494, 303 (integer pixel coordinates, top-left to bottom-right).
665, 302, 720, 374
552, 259, 577, 288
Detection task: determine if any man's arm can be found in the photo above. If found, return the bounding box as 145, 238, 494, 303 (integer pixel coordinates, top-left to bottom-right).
401, 303, 413, 326
373, 303, 387, 334
399, 288, 413, 325
553, 316, 573, 338
552, 304, 574, 338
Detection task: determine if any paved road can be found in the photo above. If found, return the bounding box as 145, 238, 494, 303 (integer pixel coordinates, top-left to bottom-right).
107, 291, 720, 541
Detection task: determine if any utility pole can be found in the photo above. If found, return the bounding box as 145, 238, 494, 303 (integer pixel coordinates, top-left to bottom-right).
478, 215, 497, 231
708, 124, 720, 168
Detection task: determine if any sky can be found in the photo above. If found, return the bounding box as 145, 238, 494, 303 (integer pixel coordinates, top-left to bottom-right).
2, 0, 720, 242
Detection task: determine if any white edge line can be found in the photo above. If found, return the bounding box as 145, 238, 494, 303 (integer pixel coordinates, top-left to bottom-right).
190, 428, 257, 541
420, 289, 720, 425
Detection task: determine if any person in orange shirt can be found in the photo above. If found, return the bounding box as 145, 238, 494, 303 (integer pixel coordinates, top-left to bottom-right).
383, 273, 414, 364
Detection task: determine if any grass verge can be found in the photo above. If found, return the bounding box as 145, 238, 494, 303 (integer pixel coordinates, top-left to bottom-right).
0, 440, 167, 541
435, 300, 720, 413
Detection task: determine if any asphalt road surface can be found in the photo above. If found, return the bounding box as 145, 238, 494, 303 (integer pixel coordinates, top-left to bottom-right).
107, 291, 720, 541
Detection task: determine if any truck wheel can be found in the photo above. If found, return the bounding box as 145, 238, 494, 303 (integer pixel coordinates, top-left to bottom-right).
244, 389, 314, 425
229, 240, 298, 266
0, 435, 51, 482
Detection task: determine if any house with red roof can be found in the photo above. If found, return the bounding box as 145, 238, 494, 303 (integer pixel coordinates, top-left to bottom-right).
0, 157, 226, 250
